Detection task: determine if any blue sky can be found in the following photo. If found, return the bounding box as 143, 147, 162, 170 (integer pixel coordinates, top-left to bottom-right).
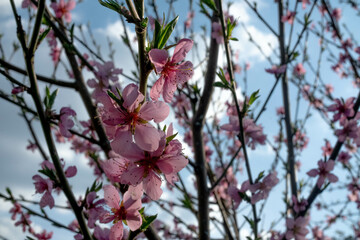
0, 0, 360, 239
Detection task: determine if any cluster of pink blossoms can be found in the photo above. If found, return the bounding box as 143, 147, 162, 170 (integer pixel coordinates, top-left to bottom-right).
82, 39, 193, 237
50, 0, 76, 23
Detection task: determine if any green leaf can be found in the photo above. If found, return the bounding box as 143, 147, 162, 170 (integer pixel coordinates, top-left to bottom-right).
152, 19, 162, 48
140, 214, 157, 231
180, 194, 193, 209
255, 170, 265, 183
48, 89, 58, 110
248, 89, 260, 106
107, 90, 123, 106
69, 24, 75, 43
36, 28, 51, 49
140, 17, 148, 28
157, 16, 179, 49
98, 0, 122, 14
213, 81, 229, 89
200, 0, 218, 12
291, 51, 300, 61
243, 215, 255, 230
166, 132, 178, 144
230, 37, 238, 41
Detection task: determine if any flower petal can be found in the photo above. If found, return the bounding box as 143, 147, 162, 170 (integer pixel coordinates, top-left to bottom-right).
103, 185, 120, 209
139, 101, 170, 123
134, 124, 160, 152
109, 222, 123, 240
122, 84, 144, 112
150, 76, 165, 101
148, 49, 168, 73
143, 172, 163, 200
171, 39, 193, 63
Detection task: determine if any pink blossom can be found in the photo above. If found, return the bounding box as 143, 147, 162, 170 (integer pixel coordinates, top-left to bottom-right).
227, 181, 250, 209
9, 202, 22, 220
293, 63, 306, 78
26, 141, 38, 152
301, 0, 311, 9
59, 107, 76, 138
335, 119, 358, 142
21, 0, 36, 8
11, 86, 26, 95
332, 8, 342, 21
64, 165, 77, 178
327, 97, 355, 122
221, 117, 267, 150
101, 83, 169, 152
211, 22, 224, 44
324, 84, 333, 95
311, 226, 331, 240
337, 151, 351, 164
285, 216, 310, 240
293, 130, 309, 151
50, 47, 61, 65
265, 65, 287, 75
93, 226, 111, 240
85, 192, 106, 228
248, 172, 279, 204
149, 38, 194, 102
306, 160, 339, 188
276, 106, 285, 116
292, 195, 308, 213
32, 175, 55, 209
282, 11, 296, 24
50, 0, 76, 23
118, 126, 188, 200
100, 185, 142, 240
321, 140, 332, 157
14, 213, 31, 232
184, 11, 194, 29
33, 230, 53, 240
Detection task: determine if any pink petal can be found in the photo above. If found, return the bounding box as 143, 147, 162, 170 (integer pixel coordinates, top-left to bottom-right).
306, 169, 319, 177
325, 160, 335, 171
127, 184, 144, 200
126, 210, 142, 231
65, 166, 77, 178
171, 39, 193, 64
150, 75, 165, 101
166, 123, 174, 137
172, 61, 194, 85
109, 222, 123, 240
148, 49, 168, 73
327, 173, 339, 183
122, 84, 144, 112
40, 191, 54, 209
123, 191, 142, 211
121, 165, 144, 186
134, 124, 161, 152
102, 157, 128, 182
103, 185, 120, 209
143, 172, 163, 200
317, 176, 325, 188
111, 129, 133, 155
156, 161, 173, 174
162, 78, 177, 103
139, 101, 170, 123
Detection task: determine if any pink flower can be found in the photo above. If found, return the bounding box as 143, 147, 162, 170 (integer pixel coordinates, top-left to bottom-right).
32, 175, 55, 209
149, 39, 194, 103
211, 22, 224, 44
50, 47, 61, 65
301, 0, 311, 9
85, 192, 106, 228
50, 0, 76, 23
221, 117, 267, 150
335, 119, 358, 142
15, 213, 31, 232
11, 86, 26, 95
307, 160, 339, 188
292, 195, 308, 213
59, 107, 76, 138
33, 230, 53, 240
93, 226, 111, 240
324, 84, 333, 95
332, 8, 342, 21
327, 97, 355, 122
9, 202, 22, 220
118, 125, 188, 200
276, 106, 285, 116
285, 216, 310, 240
293, 63, 306, 78
184, 11, 194, 29
101, 83, 169, 152
321, 140, 332, 157
282, 11, 296, 24
265, 65, 287, 75
337, 151, 351, 164
100, 185, 142, 240
21, 0, 36, 8
26, 141, 38, 152
248, 172, 279, 204
227, 181, 250, 209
